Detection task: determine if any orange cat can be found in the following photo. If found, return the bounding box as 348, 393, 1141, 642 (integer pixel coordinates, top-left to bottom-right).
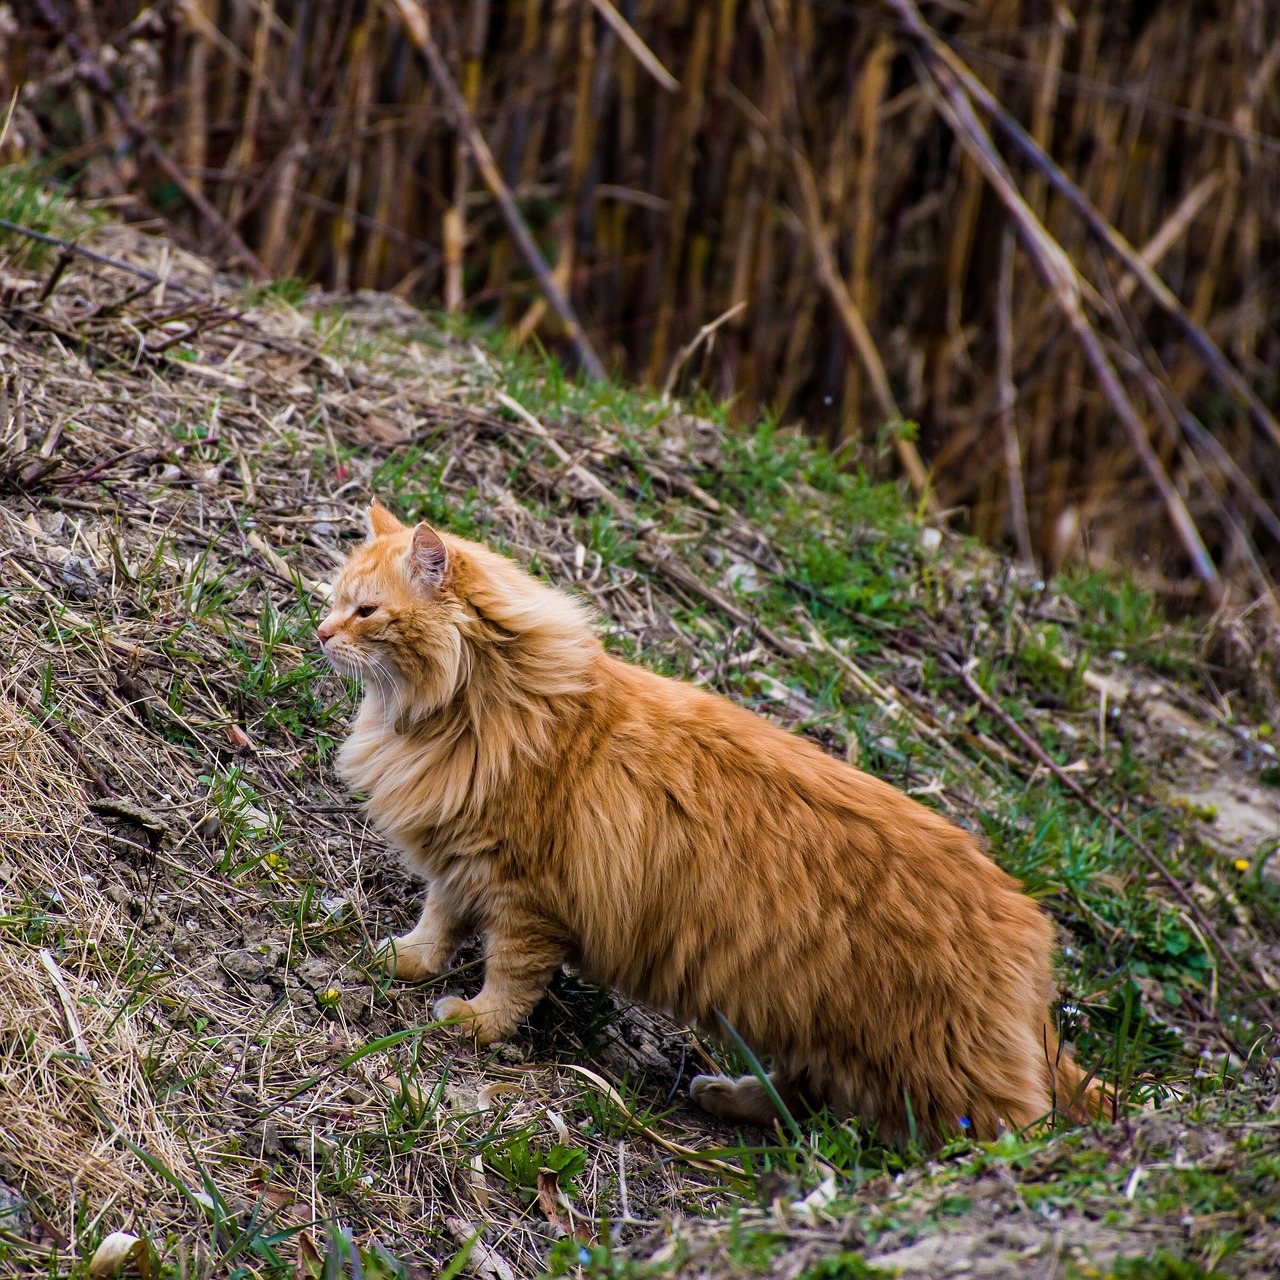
318, 501, 1109, 1144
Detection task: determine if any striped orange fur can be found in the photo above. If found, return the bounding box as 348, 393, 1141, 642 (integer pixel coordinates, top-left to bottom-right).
317, 501, 1110, 1145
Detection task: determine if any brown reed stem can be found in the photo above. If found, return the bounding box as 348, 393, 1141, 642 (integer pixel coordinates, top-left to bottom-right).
387, 0, 607, 382
888, 0, 1280, 458
789, 145, 934, 505
585, 0, 679, 93
995, 227, 1034, 567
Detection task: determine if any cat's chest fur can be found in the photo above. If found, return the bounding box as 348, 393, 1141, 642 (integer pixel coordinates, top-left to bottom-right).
336, 697, 497, 872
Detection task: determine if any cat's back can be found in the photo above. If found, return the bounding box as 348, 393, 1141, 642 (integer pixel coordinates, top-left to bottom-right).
579, 651, 1032, 931
593, 653, 959, 836
565, 652, 1051, 1056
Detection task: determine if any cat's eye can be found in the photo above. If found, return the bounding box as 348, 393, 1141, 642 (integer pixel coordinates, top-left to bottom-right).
355, 603, 379, 618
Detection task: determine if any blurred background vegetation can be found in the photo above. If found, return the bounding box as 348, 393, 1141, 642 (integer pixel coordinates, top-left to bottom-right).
3, 0, 1279, 608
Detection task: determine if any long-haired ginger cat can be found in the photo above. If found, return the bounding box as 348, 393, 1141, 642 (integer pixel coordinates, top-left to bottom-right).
319, 500, 1108, 1144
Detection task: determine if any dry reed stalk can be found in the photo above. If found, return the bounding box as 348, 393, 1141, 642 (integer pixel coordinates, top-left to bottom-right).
1115, 172, 1220, 303
182, 0, 211, 198
586, 0, 679, 93
995, 227, 1033, 568
223, 0, 273, 225
790, 145, 933, 503
643, 7, 712, 384
662, 299, 747, 400
921, 18, 1280, 459
1023, 3, 1069, 220
443, 0, 488, 312
9, 0, 1280, 594
839, 31, 891, 449
344, 19, 376, 293
935, 72, 1224, 599
514, 0, 598, 347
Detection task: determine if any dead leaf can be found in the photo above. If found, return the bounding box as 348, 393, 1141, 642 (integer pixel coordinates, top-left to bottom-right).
536, 1169, 594, 1245
247, 1168, 294, 1210
295, 1229, 322, 1280
88, 1232, 153, 1279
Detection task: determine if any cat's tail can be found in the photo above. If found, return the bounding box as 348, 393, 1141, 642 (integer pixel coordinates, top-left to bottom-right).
1044, 1025, 1116, 1126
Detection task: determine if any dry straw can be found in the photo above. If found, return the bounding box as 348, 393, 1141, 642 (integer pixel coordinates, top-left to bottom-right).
5, 0, 1280, 595
0, 219, 745, 1257
0, 697, 194, 1208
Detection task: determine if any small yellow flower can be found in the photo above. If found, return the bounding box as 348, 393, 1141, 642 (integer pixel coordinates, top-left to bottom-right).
317, 987, 342, 1010
1233, 859, 1251, 872
263, 851, 287, 872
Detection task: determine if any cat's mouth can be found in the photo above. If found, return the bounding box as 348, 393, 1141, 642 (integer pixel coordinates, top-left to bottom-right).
321, 641, 397, 692
319, 641, 359, 677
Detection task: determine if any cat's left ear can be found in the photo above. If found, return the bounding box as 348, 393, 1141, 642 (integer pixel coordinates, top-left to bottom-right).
408, 523, 449, 592
368, 499, 405, 539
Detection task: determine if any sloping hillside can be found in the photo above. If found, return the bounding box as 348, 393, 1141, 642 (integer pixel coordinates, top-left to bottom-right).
0, 212, 1277, 1278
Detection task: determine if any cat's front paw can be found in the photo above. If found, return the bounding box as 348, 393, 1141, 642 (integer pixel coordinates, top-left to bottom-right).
375, 935, 449, 982
432, 995, 515, 1046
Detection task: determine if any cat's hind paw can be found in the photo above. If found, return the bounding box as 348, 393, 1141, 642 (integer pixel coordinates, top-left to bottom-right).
690, 1074, 735, 1111
690, 1073, 788, 1127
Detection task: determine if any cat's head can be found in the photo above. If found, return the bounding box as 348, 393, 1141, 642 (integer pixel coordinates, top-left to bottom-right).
317, 500, 467, 707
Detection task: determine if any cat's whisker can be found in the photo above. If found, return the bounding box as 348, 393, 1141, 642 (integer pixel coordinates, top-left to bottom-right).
367, 658, 403, 746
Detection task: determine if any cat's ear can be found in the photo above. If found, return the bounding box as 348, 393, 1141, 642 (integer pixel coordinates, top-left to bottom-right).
368, 500, 405, 538
408, 522, 449, 592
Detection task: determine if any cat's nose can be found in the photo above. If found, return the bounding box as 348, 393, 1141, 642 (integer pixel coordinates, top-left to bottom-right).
317, 618, 337, 644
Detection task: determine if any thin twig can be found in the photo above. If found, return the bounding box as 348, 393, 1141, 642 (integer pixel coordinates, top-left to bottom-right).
661, 300, 747, 399
387, 0, 608, 381
0, 216, 304, 358
0, 217, 202, 297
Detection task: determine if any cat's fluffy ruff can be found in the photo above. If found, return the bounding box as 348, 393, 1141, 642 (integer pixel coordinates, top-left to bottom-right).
319, 501, 1108, 1144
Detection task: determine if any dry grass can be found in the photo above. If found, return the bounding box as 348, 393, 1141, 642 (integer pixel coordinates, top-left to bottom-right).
0, 207, 1277, 1276
5, 2, 1280, 598
0, 222, 736, 1274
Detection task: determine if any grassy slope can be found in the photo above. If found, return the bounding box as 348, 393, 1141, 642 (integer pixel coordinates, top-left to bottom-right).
0, 207, 1277, 1279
